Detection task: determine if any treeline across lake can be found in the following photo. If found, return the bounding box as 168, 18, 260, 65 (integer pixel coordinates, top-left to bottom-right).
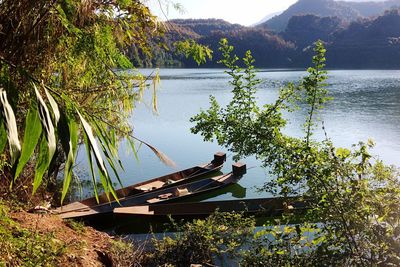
131, 8, 400, 69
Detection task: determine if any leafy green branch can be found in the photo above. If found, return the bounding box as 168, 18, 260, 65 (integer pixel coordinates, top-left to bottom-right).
174, 39, 213, 65
190, 38, 400, 265
0, 0, 175, 204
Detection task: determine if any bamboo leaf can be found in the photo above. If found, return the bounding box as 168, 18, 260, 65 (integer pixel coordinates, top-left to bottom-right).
93, 121, 124, 184
127, 137, 140, 162
83, 130, 99, 203
0, 121, 7, 155
109, 128, 124, 170
78, 111, 112, 200
33, 136, 49, 193
93, 120, 120, 164
33, 83, 56, 163
14, 105, 42, 179
101, 141, 123, 190
60, 117, 78, 204
44, 86, 60, 125
0, 88, 21, 165
58, 111, 71, 158
97, 138, 121, 183
78, 112, 108, 177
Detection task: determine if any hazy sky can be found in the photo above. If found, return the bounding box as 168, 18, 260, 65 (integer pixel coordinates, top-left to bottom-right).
148, 0, 387, 26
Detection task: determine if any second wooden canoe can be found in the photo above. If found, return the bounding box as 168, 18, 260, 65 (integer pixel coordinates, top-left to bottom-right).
55, 152, 226, 218
57, 161, 245, 220
113, 197, 308, 217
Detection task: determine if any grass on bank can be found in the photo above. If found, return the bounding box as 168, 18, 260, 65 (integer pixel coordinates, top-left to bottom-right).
0, 202, 143, 266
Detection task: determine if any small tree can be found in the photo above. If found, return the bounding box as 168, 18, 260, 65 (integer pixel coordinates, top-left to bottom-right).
191, 39, 400, 265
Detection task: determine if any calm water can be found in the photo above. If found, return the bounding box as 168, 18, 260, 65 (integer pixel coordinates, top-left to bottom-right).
76, 69, 400, 201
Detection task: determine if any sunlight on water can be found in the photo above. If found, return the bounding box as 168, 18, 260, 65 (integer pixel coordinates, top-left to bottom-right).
76, 69, 400, 201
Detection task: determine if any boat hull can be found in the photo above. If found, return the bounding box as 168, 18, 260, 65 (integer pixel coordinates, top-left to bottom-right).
55, 152, 226, 218
114, 197, 308, 217
113, 197, 309, 234
59, 171, 241, 220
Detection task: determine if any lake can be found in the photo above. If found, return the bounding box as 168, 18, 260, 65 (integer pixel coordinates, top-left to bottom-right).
76, 68, 400, 201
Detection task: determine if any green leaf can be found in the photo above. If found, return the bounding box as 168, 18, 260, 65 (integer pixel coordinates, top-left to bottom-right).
0, 121, 7, 154
276, 250, 285, 255
60, 117, 78, 204
78, 111, 112, 199
33, 83, 56, 164
83, 130, 99, 203
78, 111, 119, 203
44, 87, 60, 125
78, 111, 109, 181
91, 121, 124, 189
93, 120, 122, 169
336, 147, 351, 159
127, 137, 140, 162
174, 40, 213, 65
99, 139, 123, 189
14, 105, 42, 180
33, 136, 50, 194
0, 88, 21, 165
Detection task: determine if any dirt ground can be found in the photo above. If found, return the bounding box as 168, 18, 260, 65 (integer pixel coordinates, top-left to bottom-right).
10, 211, 116, 267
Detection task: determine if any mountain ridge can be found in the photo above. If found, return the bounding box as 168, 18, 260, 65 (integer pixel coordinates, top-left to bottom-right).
130, 2, 400, 69
261, 0, 400, 32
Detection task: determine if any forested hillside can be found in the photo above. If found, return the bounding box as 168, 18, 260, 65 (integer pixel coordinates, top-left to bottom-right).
185, 28, 295, 68
169, 19, 244, 36
131, 2, 400, 69
325, 8, 400, 68
282, 15, 344, 49
260, 0, 400, 32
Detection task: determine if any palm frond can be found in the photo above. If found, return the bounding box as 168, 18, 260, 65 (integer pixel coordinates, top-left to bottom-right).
33, 136, 50, 193
78, 111, 108, 178
60, 116, 78, 204
33, 83, 56, 163
44, 86, 60, 125
0, 122, 7, 154
14, 104, 42, 180
78, 111, 120, 201
0, 88, 21, 165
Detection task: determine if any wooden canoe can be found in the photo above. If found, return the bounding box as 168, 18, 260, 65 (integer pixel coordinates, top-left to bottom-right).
58, 162, 245, 220
112, 162, 246, 214
55, 152, 226, 218
113, 197, 308, 218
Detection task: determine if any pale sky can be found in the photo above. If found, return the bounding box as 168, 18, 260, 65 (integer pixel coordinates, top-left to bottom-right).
148, 0, 297, 26
147, 0, 387, 26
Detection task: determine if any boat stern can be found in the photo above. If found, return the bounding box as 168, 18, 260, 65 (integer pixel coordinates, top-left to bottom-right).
212, 152, 226, 165
232, 162, 246, 177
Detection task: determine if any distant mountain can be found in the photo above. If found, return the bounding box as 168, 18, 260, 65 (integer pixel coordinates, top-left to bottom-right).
333, 9, 400, 45
297, 9, 400, 68
130, 9, 400, 69
261, 0, 400, 32
326, 8, 400, 68
189, 28, 295, 68
169, 19, 244, 36
282, 15, 345, 49
340, 0, 400, 17
161, 19, 295, 68
252, 11, 283, 26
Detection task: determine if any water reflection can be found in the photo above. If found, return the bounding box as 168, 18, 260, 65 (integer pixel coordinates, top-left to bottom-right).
75, 69, 400, 203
